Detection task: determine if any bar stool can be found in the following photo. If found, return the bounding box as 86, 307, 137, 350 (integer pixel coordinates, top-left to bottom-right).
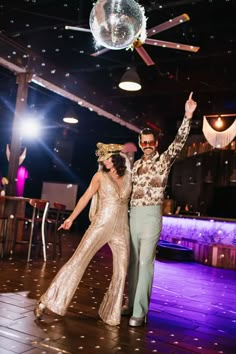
0, 196, 8, 258
47, 202, 66, 258
13, 198, 49, 262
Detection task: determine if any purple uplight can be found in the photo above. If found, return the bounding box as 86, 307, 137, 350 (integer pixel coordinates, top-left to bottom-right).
162, 215, 236, 245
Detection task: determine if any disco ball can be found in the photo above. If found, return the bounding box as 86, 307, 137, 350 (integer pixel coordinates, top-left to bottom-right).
89, 0, 145, 50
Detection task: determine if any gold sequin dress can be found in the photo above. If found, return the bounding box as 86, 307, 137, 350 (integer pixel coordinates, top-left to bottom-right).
39, 170, 131, 326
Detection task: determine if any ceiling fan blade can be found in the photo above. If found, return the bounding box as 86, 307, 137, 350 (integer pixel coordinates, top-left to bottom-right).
135, 46, 155, 66
145, 38, 200, 52
91, 48, 111, 57
65, 25, 91, 33
146, 13, 190, 37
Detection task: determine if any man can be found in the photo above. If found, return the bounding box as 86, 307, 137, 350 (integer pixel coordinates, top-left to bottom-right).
123, 92, 197, 326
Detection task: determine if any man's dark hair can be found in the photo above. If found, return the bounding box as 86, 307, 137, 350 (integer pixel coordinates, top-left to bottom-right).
139, 128, 157, 142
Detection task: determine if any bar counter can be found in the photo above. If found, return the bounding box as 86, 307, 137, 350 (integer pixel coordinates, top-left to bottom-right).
161, 214, 236, 269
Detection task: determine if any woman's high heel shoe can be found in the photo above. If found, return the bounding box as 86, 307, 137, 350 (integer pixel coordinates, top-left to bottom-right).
34, 302, 45, 319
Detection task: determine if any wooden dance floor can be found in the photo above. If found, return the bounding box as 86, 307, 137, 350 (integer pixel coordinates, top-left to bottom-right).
0, 232, 236, 354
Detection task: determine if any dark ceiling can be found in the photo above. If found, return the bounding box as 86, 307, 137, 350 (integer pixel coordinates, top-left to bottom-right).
0, 0, 235, 143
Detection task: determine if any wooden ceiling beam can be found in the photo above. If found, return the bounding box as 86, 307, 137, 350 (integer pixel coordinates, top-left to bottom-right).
0, 34, 140, 133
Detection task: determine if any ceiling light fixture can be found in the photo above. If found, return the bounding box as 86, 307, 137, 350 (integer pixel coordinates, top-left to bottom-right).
119, 67, 141, 91
63, 108, 79, 124
203, 114, 236, 148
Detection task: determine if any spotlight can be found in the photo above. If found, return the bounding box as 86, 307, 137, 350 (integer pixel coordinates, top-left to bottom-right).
19, 117, 41, 139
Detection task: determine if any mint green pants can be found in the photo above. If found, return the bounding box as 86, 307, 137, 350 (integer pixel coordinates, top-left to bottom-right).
128, 205, 162, 317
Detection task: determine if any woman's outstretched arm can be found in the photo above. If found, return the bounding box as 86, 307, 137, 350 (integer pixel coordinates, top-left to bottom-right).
58, 171, 101, 230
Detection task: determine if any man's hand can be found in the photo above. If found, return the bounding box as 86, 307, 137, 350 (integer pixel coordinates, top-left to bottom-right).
185, 92, 197, 118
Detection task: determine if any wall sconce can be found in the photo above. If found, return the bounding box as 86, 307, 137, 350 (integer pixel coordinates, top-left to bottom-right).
63, 108, 79, 124
119, 67, 141, 91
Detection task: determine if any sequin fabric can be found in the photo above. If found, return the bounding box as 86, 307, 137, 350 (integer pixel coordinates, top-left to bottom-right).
40, 170, 131, 326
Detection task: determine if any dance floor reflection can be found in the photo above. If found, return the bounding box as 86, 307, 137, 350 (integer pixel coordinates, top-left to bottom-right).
0, 232, 236, 354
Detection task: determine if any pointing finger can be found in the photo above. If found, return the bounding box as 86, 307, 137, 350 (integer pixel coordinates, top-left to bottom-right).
188, 92, 193, 100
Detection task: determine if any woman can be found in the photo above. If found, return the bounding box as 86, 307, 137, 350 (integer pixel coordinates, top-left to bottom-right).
34, 142, 131, 326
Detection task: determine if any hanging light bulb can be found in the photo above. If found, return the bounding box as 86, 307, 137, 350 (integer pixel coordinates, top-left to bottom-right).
215, 116, 224, 129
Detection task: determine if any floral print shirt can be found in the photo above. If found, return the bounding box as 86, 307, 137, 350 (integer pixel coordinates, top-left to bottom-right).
130, 115, 192, 207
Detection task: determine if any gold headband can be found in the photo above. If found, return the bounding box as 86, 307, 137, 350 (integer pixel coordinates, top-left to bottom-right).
96, 142, 124, 162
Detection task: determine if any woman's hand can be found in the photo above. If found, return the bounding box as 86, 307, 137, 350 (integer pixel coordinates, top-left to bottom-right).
58, 218, 72, 231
